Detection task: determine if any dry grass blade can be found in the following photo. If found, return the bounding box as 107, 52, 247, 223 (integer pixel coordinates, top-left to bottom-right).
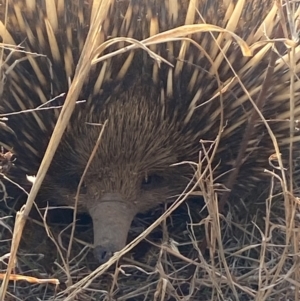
0, 0, 112, 299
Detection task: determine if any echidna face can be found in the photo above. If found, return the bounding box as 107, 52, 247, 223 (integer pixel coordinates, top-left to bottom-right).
47, 85, 194, 263
83, 169, 182, 263
80, 155, 185, 263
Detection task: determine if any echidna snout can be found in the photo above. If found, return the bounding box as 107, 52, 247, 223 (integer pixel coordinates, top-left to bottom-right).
88, 193, 137, 263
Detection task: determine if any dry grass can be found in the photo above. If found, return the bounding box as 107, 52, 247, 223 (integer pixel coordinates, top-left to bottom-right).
1, 160, 299, 300
0, 0, 300, 300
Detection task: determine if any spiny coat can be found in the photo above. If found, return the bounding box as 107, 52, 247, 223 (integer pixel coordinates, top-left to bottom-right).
0, 0, 299, 262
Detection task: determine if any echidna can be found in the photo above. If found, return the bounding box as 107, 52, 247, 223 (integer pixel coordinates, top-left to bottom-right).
0, 0, 299, 263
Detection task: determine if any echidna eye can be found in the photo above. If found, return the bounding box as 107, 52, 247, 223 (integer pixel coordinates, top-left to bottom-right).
141, 174, 164, 189
80, 182, 87, 194
142, 175, 152, 185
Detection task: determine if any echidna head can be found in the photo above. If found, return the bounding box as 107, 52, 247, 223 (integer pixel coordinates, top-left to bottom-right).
46, 84, 196, 263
